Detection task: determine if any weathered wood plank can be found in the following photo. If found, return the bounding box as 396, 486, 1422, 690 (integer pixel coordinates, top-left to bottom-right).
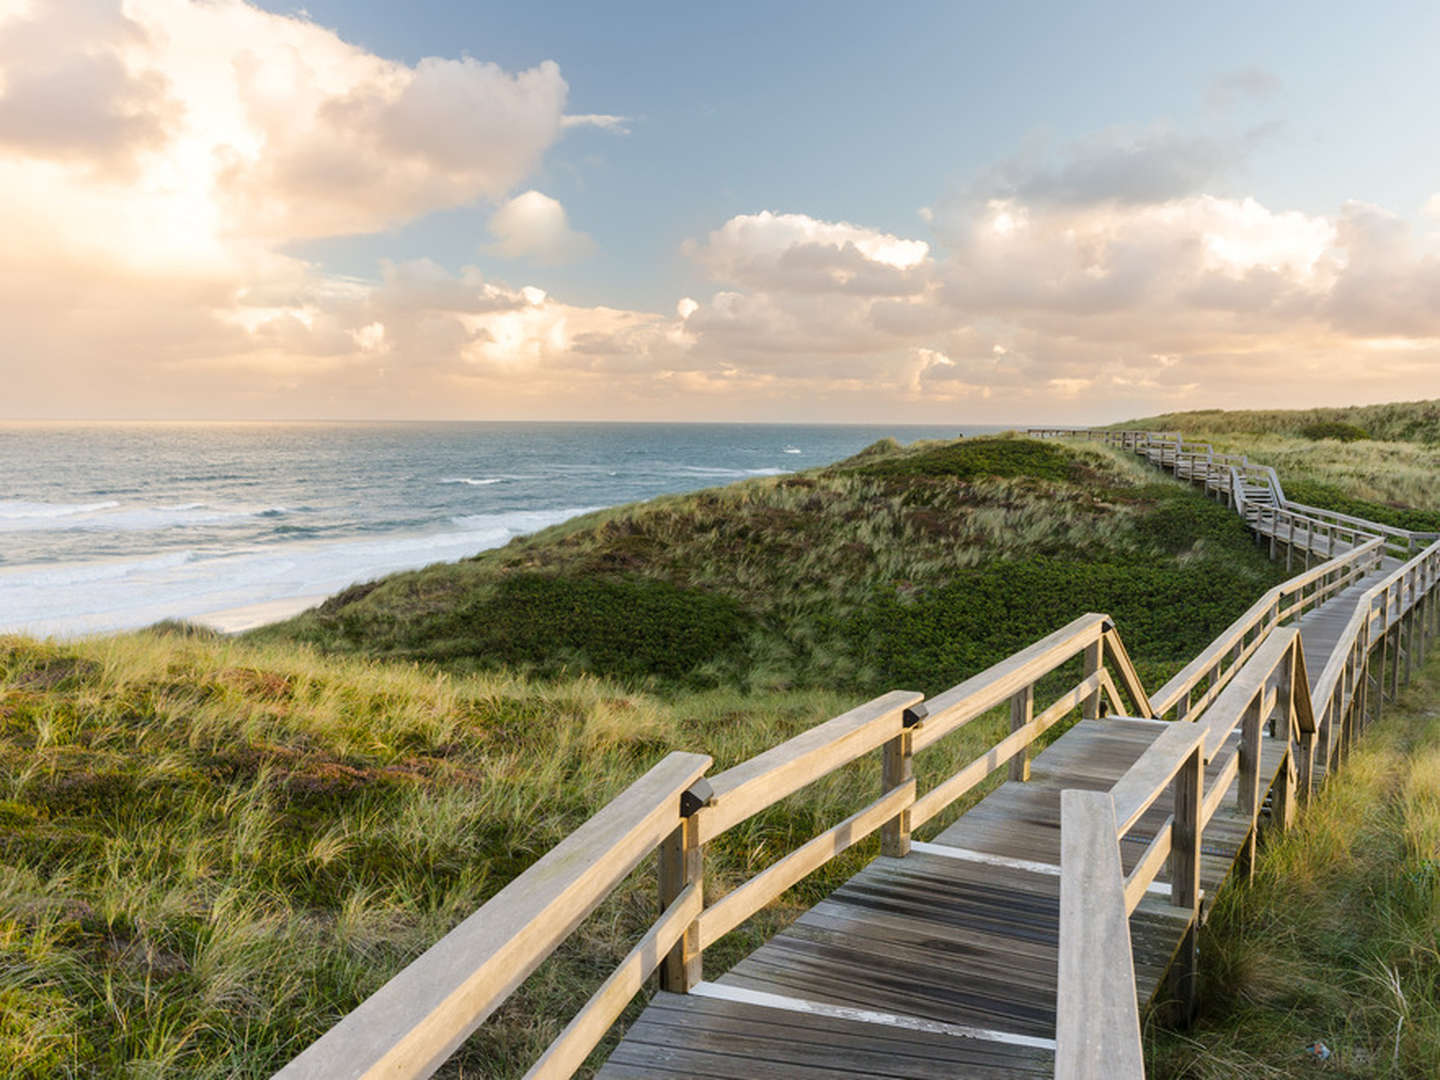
911, 672, 1104, 828
697, 780, 914, 949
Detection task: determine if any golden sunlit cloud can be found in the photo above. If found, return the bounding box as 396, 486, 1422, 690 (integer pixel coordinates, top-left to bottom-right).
2, 3, 1439, 422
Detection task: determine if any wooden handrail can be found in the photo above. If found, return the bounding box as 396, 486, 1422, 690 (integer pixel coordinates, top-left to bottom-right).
1109, 723, 1205, 835
275, 750, 711, 1080
1056, 790, 1145, 1080
696, 689, 921, 845
909, 613, 1115, 754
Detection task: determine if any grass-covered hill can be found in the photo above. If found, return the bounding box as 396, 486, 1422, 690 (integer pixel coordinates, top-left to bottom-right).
1118, 403, 1440, 532
1125, 398, 1440, 444
255, 435, 1288, 694
0, 433, 1297, 1077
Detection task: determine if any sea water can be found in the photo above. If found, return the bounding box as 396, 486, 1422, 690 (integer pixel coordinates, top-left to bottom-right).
0, 421, 1002, 637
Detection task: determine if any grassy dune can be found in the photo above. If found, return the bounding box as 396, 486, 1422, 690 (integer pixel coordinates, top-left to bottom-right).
1149, 657, 1440, 1079
0, 628, 1089, 1077
256, 436, 1286, 695
1126, 399, 1440, 444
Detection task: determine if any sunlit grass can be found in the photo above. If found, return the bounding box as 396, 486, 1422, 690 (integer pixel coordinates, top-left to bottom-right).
1147, 658, 1440, 1079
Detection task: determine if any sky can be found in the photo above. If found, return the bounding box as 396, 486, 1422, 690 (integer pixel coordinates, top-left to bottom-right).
2, 1, 1439, 424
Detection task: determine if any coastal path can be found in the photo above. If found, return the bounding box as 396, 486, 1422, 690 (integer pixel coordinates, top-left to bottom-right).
275, 430, 1440, 1080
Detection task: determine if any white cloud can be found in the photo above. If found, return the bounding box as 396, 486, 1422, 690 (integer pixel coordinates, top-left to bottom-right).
561, 113, 631, 134
687, 211, 932, 296
485, 190, 595, 264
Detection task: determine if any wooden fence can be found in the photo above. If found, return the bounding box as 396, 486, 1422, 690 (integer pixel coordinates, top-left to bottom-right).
276, 429, 1440, 1080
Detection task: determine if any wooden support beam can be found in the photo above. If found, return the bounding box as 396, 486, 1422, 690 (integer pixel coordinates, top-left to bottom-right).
880, 727, 913, 857
657, 806, 705, 992
1008, 684, 1034, 782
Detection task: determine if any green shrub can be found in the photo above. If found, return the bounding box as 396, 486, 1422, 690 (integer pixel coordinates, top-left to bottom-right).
1299, 421, 1369, 442
1283, 479, 1440, 532
842, 556, 1273, 696
346, 573, 755, 685
853, 437, 1077, 482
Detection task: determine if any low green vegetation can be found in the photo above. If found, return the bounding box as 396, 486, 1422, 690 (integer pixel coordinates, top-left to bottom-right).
258, 436, 1287, 695
6, 421, 1434, 1077
1149, 657, 1440, 1079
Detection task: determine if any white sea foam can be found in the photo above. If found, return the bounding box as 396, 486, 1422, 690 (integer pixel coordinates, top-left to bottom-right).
671, 465, 790, 479
439, 476, 505, 486
0, 500, 285, 533
0, 506, 600, 638
0, 499, 121, 520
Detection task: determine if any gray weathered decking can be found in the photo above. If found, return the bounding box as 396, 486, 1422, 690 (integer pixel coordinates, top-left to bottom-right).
598, 714, 1290, 1077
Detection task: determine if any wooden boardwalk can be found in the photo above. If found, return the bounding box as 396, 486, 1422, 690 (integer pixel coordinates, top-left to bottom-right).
277, 430, 1440, 1080
600, 715, 1290, 1078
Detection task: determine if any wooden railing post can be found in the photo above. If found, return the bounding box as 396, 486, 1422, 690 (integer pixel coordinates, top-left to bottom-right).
1082, 639, 1103, 720
658, 779, 711, 993
1284, 641, 1312, 803
881, 716, 916, 857
1236, 693, 1263, 877
1056, 790, 1144, 1080
1009, 683, 1035, 782
1169, 743, 1203, 1021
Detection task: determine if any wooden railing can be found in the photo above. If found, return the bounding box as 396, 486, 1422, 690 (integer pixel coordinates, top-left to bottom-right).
279, 426, 1440, 1080
275, 751, 712, 1080
1043, 427, 1440, 1078
276, 610, 1155, 1079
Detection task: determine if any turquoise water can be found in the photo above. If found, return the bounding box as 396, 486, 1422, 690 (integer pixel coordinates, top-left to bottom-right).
0, 421, 1006, 636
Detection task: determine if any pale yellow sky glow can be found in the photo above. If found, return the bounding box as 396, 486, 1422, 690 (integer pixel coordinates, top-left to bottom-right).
3, 0, 1440, 422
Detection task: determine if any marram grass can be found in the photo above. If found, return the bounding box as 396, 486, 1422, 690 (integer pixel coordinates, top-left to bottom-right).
1147, 658, 1440, 1080
0, 630, 1033, 1077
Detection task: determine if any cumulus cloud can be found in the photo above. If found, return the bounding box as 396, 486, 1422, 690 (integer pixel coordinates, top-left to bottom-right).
0, 0, 599, 416
485, 190, 595, 264
687, 211, 931, 295
4, 4, 1440, 423
0, 1, 180, 172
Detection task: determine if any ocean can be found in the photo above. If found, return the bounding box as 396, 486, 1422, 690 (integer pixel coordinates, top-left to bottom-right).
0, 421, 1004, 637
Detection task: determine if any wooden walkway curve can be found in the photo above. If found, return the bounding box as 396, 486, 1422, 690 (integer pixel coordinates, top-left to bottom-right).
275, 430, 1440, 1080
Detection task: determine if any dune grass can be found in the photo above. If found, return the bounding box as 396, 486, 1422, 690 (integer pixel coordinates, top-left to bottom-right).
0, 629, 1052, 1078
256, 435, 1287, 695
1125, 399, 1440, 445
1147, 657, 1440, 1079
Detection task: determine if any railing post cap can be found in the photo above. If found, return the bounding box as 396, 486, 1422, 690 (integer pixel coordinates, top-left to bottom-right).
902, 702, 928, 728
680, 778, 714, 817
